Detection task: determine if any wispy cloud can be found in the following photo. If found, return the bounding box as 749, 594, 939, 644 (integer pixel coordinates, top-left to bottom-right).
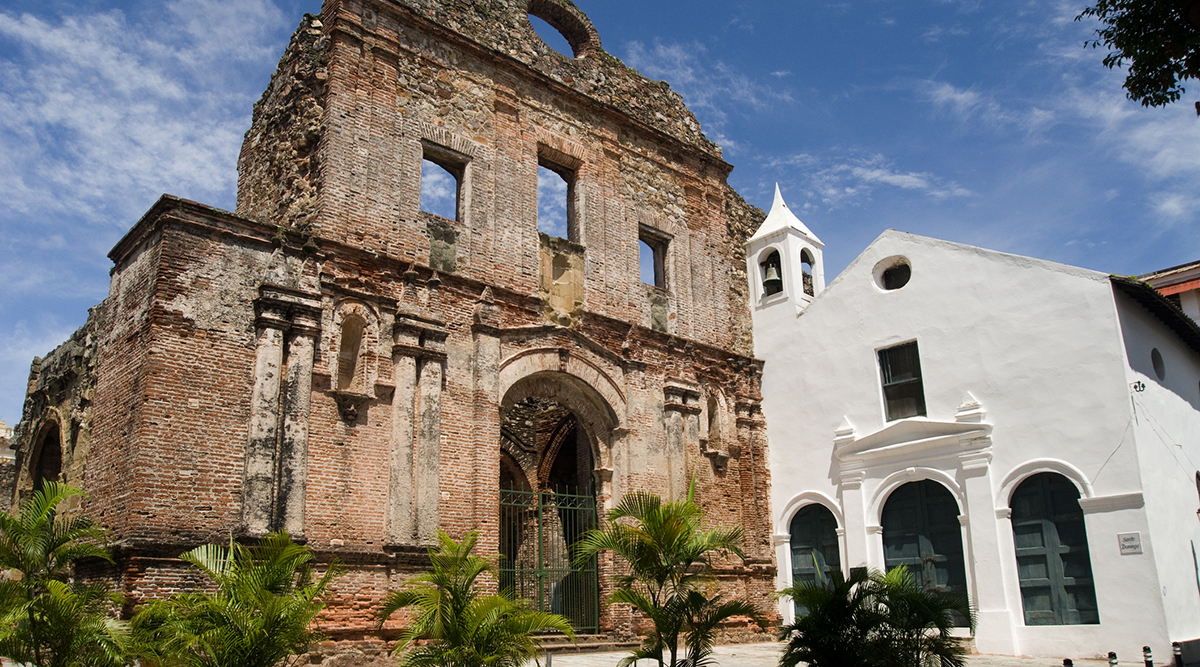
767, 153, 973, 208
0, 1, 290, 224
537, 166, 569, 238
919, 80, 1055, 132
1063, 84, 1200, 226
921, 24, 970, 42
622, 39, 793, 138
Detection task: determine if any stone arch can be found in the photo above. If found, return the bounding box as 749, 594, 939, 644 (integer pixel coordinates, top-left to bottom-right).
24, 411, 65, 494
524, 0, 601, 58
777, 491, 844, 536
497, 362, 616, 635
998, 459, 1094, 508
499, 348, 625, 426
501, 369, 620, 472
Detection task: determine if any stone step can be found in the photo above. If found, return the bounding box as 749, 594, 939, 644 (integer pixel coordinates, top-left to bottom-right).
537, 634, 640, 654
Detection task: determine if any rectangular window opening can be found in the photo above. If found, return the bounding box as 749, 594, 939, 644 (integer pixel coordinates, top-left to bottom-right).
638, 227, 669, 289
537, 161, 575, 241
878, 341, 926, 421
420, 142, 467, 221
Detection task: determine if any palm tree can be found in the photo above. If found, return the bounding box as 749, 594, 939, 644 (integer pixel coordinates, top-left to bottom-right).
377, 530, 575, 667
867, 566, 974, 667
0, 481, 131, 667
573, 480, 758, 667
678, 591, 763, 667
132, 530, 343, 667
777, 567, 875, 667
778, 565, 975, 667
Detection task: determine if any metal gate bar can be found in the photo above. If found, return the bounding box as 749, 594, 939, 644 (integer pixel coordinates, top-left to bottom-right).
499, 485, 599, 634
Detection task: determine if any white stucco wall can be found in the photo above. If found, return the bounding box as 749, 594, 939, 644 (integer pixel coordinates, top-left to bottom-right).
758, 230, 1196, 661
1113, 289, 1200, 643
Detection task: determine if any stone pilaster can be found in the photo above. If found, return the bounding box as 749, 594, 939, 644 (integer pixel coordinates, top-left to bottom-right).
386, 312, 448, 547
240, 302, 287, 538
277, 307, 320, 540
663, 381, 701, 500
240, 284, 322, 539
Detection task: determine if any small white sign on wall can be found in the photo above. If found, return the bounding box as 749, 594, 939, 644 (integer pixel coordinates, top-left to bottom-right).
1118, 532, 1142, 555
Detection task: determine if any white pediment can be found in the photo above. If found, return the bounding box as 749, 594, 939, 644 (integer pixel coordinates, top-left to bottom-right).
835, 418, 992, 463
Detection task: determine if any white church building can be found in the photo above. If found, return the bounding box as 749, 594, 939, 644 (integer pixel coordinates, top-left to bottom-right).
748, 188, 1200, 661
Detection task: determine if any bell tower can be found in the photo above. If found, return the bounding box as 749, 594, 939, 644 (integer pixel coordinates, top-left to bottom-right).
745, 185, 825, 340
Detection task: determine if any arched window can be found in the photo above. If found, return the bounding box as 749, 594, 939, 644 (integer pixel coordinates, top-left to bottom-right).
800, 249, 814, 296
760, 250, 783, 296
1010, 473, 1098, 625
337, 314, 366, 391
33, 423, 62, 492
790, 504, 840, 591
881, 480, 969, 625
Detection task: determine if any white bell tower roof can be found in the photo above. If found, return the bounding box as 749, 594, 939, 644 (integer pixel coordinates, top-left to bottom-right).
748, 184, 822, 246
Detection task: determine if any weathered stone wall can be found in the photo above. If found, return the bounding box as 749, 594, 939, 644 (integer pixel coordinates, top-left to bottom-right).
0, 455, 15, 513
237, 14, 329, 235
10, 312, 100, 512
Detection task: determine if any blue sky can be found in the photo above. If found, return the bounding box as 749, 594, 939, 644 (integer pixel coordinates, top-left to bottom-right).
2, 0, 1199, 424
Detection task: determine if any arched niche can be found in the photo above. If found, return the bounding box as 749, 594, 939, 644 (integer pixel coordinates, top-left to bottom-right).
330, 300, 380, 394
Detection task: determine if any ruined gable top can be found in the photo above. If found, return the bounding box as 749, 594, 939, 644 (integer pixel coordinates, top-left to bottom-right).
340, 0, 724, 159
108, 195, 272, 268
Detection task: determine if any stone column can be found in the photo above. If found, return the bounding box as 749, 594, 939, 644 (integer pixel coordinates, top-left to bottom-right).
960, 448, 1016, 655
663, 383, 700, 500
735, 399, 769, 559
276, 309, 319, 540
387, 322, 420, 546
415, 331, 447, 546
470, 288, 502, 550
388, 313, 448, 547
240, 303, 287, 538
839, 469, 869, 570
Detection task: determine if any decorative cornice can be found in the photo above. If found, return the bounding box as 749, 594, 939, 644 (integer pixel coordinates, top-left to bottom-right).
840, 469, 866, 489
835, 417, 992, 467
1078, 492, 1144, 514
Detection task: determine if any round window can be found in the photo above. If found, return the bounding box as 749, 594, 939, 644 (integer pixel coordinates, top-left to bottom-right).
872, 256, 912, 291
1151, 348, 1165, 381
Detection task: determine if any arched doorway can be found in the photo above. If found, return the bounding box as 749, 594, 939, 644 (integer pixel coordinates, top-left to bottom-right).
1010, 472, 1098, 625
498, 388, 601, 634
33, 422, 63, 493
881, 480, 969, 624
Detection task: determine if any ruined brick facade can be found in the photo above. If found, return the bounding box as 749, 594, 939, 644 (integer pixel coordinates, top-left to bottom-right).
10, 0, 774, 656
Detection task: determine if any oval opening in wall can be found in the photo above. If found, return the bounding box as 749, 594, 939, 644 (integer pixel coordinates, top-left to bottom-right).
872, 256, 912, 291
528, 14, 574, 57
1151, 348, 1165, 381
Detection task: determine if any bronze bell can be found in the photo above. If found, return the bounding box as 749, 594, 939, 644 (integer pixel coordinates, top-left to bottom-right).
763, 263, 783, 294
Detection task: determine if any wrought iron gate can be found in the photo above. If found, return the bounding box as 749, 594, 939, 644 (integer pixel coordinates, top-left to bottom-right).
499, 485, 599, 634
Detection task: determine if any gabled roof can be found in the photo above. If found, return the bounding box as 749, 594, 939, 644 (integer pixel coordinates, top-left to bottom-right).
1138, 258, 1200, 295
747, 184, 821, 246
1110, 275, 1200, 356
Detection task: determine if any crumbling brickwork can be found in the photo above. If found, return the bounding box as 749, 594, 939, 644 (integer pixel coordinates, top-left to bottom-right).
12, 0, 776, 661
